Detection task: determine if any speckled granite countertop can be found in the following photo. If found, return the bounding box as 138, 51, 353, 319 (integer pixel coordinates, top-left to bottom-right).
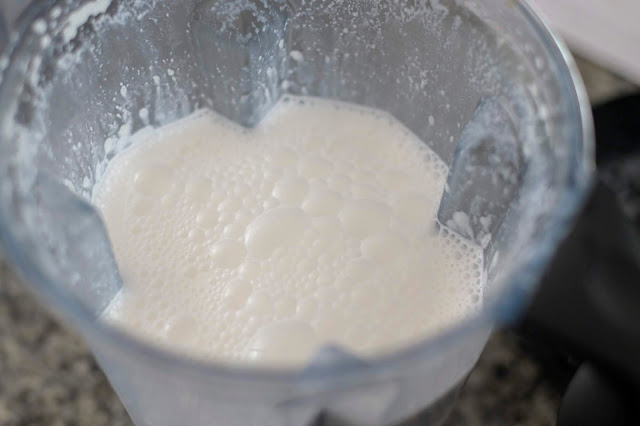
0, 57, 636, 426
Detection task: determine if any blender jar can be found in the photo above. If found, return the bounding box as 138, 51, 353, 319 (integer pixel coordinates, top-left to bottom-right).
0, 0, 593, 425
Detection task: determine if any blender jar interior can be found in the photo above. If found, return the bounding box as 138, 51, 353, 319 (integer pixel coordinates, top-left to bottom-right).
0, 0, 593, 425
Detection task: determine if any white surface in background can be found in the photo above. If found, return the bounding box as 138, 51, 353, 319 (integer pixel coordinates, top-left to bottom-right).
531, 0, 640, 84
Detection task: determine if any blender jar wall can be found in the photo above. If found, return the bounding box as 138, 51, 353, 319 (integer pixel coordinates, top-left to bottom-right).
0, 0, 592, 425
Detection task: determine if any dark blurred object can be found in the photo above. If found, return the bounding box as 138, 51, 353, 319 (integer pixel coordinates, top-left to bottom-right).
557, 363, 634, 426
519, 94, 640, 426
596, 94, 640, 227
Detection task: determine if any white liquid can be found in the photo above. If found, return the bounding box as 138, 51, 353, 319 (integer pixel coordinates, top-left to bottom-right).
95, 96, 484, 367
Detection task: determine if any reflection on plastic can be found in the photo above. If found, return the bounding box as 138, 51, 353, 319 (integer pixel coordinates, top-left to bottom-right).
438, 97, 524, 247
32, 173, 122, 316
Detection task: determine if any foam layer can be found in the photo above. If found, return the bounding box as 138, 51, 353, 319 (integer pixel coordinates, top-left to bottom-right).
95, 96, 484, 367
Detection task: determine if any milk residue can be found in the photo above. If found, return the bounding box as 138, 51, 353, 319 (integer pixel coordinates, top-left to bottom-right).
94, 96, 484, 367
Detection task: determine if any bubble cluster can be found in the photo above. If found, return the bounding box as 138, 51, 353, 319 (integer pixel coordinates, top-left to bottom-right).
94, 96, 484, 367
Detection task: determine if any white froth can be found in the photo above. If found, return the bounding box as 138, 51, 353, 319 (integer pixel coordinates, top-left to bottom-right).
95, 96, 484, 367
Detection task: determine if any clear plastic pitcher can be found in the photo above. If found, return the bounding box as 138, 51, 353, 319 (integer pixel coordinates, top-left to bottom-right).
0, 0, 593, 425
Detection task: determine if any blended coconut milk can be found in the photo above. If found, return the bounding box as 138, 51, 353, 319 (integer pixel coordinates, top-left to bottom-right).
94, 96, 484, 367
